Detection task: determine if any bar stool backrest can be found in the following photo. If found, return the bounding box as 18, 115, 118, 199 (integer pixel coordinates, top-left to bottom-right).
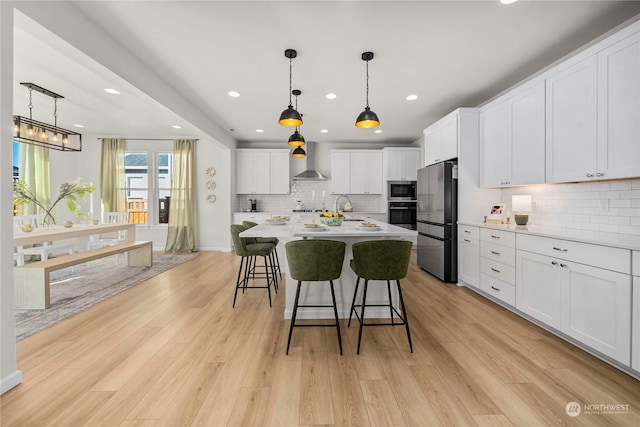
351, 240, 412, 280
230, 224, 251, 257
286, 239, 346, 282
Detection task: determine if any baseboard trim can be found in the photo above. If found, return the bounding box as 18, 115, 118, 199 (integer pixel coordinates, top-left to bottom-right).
1, 370, 23, 395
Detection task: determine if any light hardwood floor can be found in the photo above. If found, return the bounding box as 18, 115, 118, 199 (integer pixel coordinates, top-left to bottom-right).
2, 250, 639, 426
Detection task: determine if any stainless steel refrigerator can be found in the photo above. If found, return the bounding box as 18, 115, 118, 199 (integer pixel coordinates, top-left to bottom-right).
416, 160, 457, 282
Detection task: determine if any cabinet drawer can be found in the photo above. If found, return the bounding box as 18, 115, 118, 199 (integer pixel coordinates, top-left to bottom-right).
481, 241, 516, 266
480, 228, 515, 247
480, 257, 516, 284
517, 234, 630, 274
480, 273, 515, 306
459, 225, 479, 239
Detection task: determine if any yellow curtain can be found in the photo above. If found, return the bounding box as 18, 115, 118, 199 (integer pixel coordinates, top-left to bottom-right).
100, 138, 126, 217
19, 142, 50, 218
165, 139, 197, 252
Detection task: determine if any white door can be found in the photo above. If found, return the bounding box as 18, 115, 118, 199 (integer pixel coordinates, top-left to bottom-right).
597, 32, 640, 180
480, 101, 510, 188
404, 151, 421, 181
516, 251, 564, 329
545, 55, 598, 183
510, 82, 546, 185
633, 276, 640, 372
270, 151, 290, 194
561, 262, 631, 365
439, 115, 458, 162
331, 151, 351, 194
236, 150, 257, 194
386, 151, 405, 181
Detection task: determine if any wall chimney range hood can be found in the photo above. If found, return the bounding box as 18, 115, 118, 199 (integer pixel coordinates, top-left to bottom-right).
293, 141, 328, 180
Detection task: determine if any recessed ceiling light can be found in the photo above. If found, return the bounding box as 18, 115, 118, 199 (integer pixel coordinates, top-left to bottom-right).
172, 125, 182, 129
320, 129, 328, 133
104, 88, 120, 95
73, 124, 84, 128
256, 129, 264, 133
500, 0, 518, 4
228, 91, 240, 97
374, 130, 383, 134
406, 94, 418, 101
325, 93, 337, 99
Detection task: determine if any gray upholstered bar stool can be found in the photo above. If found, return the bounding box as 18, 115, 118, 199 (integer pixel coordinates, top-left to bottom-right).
230, 224, 277, 307
348, 240, 413, 354
285, 239, 346, 355
243, 221, 282, 284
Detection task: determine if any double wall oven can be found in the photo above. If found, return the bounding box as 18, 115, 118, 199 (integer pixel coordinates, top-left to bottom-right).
388, 181, 417, 230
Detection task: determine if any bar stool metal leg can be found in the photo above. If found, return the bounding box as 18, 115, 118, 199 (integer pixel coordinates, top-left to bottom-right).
329, 279, 343, 355
356, 279, 369, 355
387, 280, 394, 326
348, 276, 361, 327
286, 280, 303, 355
396, 279, 413, 352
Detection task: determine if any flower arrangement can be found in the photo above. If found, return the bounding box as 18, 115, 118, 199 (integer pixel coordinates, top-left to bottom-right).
13, 178, 95, 226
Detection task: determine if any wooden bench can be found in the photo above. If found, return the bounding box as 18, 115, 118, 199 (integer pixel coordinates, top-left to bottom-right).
14, 240, 153, 309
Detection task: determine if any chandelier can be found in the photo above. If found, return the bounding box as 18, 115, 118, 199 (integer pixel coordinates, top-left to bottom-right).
12, 82, 82, 152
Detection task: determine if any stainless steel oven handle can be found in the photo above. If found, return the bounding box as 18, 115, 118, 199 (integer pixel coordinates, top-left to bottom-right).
389, 207, 412, 210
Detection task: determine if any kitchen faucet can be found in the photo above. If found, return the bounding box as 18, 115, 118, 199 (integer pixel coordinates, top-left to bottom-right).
335, 194, 351, 213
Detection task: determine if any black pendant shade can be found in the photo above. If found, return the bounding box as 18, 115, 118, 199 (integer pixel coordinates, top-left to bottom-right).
355, 51, 380, 128
288, 130, 305, 146
279, 49, 303, 127
292, 146, 306, 158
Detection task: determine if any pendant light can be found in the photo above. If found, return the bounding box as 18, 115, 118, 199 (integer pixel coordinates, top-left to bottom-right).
278, 49, 303, 127
292, 146, 306, 158
288, 89, 306, 147
355, 51, 380, 128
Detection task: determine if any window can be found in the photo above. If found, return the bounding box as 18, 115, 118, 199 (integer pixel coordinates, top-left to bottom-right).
124, 150, 173, 225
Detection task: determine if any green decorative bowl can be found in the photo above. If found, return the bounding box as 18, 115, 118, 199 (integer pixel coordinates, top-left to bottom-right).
320, 215, 344, 226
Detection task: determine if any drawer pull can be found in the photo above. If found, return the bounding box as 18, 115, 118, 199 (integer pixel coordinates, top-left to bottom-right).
491, 235, 501, 239
560, 263, 567, 268
491, 286, 500, 292
491, 250, 501, 255
552, 246, 568, 252
551, 261, 558, 266
586, 173, 595, 178
463, 238, 472, 243
464, 230, 471, 233
596, 172, 604, 177
491, 267, 501, 273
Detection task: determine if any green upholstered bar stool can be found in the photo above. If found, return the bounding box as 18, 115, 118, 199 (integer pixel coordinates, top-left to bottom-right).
230, 224, 277, 307
348, 240, 413, 354
243, 221, 282, 283
285, 239, 346, 355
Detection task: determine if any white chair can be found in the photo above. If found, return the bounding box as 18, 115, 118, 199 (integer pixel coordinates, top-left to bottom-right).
13, 214, 75, 265
88, 212, 130, 249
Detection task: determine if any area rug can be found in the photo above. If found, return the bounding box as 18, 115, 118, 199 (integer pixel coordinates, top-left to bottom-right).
15, 252, 199, 341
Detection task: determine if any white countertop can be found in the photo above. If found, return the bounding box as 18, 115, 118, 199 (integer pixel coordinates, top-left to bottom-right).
240, 219, 416, 239
458, 221, 640, 251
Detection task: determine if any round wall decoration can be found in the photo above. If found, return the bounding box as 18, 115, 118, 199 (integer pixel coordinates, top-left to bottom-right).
207, 194, 217, 203
206, 180, 216, 190
205, 167, 216, 177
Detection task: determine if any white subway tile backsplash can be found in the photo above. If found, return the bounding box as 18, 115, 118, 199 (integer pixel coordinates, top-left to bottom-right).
502, 178, 640, 236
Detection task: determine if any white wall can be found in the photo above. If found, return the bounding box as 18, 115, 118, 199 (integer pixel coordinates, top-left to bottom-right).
1, 2, 21, 395
501, 179, 640, 235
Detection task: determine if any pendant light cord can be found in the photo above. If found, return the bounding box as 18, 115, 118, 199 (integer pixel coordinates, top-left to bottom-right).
28, 88, 33, 120
365, 59, 370, 109
288, 57, 293, 107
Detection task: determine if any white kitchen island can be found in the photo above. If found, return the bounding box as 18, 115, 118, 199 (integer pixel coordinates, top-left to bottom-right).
240, 220, 417, 319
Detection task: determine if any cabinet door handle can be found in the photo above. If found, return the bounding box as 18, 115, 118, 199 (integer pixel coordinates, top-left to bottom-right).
491, 267, 501, 273
596, 172, 604, 177
463, 238, 472, 243
551, 261, 558, 266
552, 247, 567, 252
491, 286, 500, 292
491, 250, 501, 255
586, 173, 595, 178
560, 263, 567, 268
491, 235, 500, 239
464, 230, 471, 233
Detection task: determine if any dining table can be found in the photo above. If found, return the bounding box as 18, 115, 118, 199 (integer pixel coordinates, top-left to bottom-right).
13, 222, 136, 249
240, 219, 417, 320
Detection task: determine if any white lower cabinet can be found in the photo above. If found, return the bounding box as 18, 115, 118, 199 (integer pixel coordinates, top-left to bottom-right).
633, 275, 640, 372
516, 250, 564, 329
516, 234, 632, 365
561, 261, 631, 365
458, 225, 479, 288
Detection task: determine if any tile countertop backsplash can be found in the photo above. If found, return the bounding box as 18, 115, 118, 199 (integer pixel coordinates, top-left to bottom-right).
500, 178, 640, 237
235, 179, 387, 213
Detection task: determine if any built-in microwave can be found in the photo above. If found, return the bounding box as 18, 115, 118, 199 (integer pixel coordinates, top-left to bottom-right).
388, 181, 417, 201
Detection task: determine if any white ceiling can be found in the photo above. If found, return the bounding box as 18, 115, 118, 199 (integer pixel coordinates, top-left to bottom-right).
12, 0, 640, 147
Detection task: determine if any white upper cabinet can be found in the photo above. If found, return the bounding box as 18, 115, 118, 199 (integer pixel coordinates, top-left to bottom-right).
331, 150, 383, 194
236, 149, 290, 194
480, 81, 546, 188
424, 112, 458, 166
597, 31, 640, 180
546, 24, 640, 183
384, 148, 421, 181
